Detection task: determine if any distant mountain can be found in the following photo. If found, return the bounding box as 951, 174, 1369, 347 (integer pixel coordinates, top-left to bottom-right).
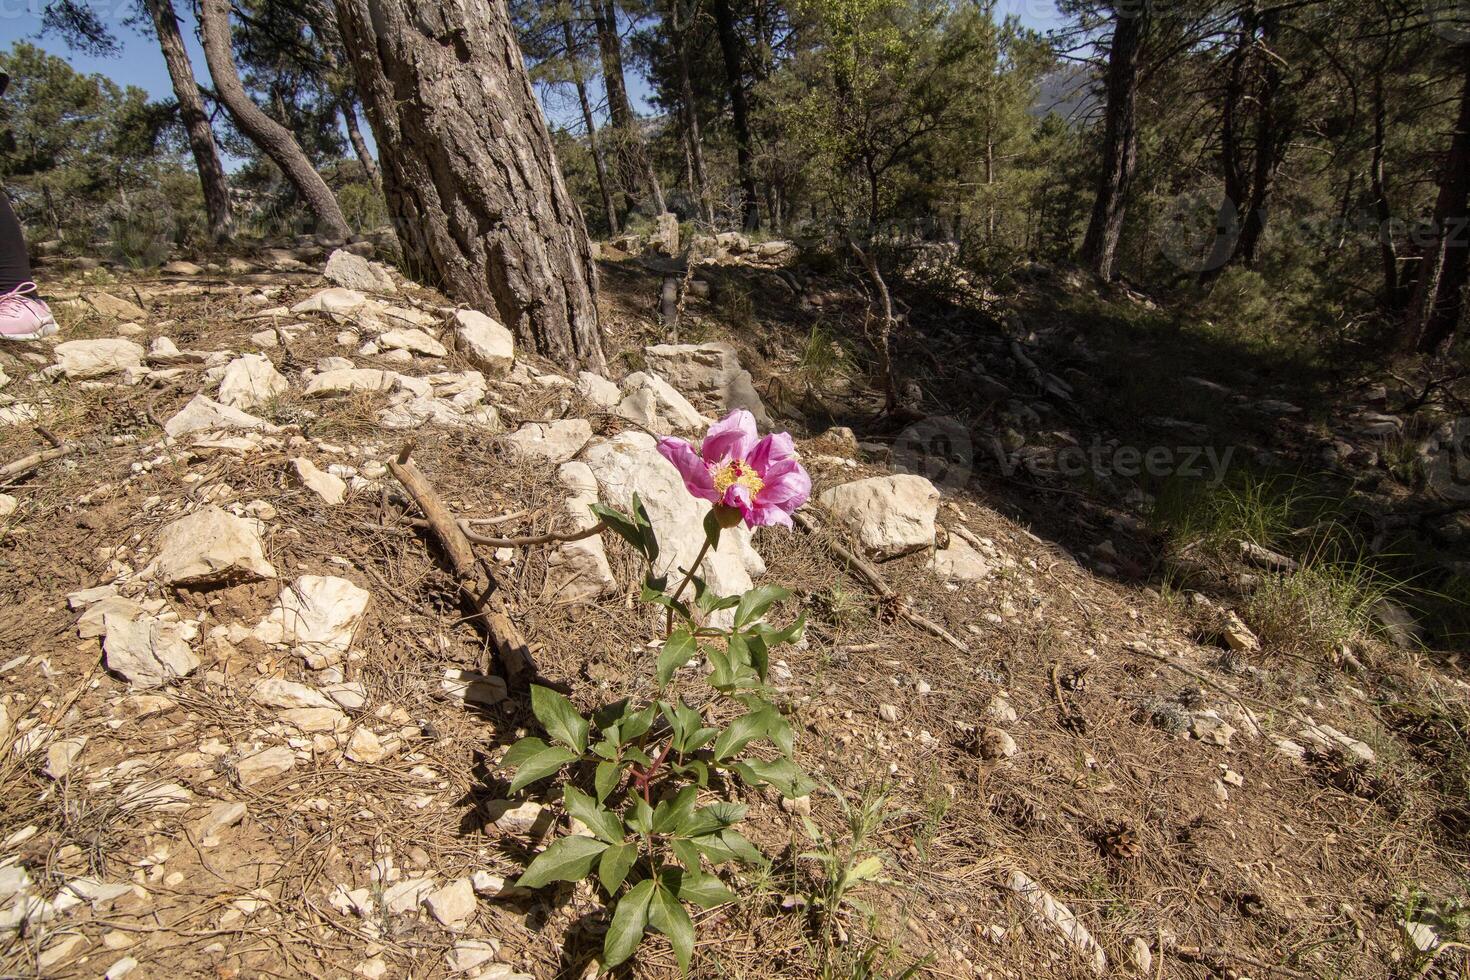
1032, 63, 1098, 125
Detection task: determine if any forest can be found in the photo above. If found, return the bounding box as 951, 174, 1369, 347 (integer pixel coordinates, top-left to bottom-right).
2, 1, 1470, 978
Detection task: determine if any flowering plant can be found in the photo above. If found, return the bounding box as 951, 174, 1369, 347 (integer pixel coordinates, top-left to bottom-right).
499, 413, 815, 974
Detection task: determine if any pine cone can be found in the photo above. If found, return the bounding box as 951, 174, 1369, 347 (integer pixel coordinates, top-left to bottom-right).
1098, 822, 1141, 860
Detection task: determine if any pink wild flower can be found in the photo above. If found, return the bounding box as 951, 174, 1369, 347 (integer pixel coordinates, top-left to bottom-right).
657, 410, 811, 529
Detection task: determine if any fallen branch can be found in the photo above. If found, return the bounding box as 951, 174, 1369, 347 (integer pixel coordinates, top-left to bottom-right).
392, 514, 605, 547
0, 430, 77, 485
794, 511, 970, 654
387, 444, 541, 689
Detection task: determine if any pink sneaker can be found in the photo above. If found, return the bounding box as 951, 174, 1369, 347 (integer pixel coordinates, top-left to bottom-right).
0, 283, 58, 341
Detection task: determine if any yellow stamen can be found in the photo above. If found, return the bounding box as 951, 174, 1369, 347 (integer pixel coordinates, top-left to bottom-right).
712, 459, 764, 497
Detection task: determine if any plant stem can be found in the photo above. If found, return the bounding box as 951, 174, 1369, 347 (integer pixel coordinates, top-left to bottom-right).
665, 534, 716, 638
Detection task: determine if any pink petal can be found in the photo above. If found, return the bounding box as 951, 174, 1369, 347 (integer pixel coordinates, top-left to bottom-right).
747, 499, 796, 528
759, 464, 812, 511
700, 410, 759, 464
657, 437, 719, 503
746, 431, 796, 476
724, 484, 759, 526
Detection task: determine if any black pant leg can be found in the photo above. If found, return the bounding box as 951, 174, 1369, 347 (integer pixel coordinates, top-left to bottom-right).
0, 189, 34, 292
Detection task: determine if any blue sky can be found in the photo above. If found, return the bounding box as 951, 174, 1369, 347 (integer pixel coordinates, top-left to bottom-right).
0, 0, 1066, 161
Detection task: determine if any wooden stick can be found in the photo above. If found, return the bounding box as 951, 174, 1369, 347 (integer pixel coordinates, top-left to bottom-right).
794, 512, 970, 654
388, 444, 539, 689
0, 439, 75, 485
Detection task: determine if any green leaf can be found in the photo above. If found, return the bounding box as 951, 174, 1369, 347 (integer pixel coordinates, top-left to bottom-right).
626, 797, 655, 836
595, 761, 622, 802
690, 827, 764, 866
846, 855, 885, 884
621, 705, 656, 742
505, 743, 579, 795
598, 841, 639, 894
564, 785, 624, 844
632, 494, 660, 564
734, 585, 791, 629
711, 710, 767, 761
682, 802, 747, 838
652, 785, 699, 836
750, 612, 806, 648
657, 629, 699, 688
530, 685, 588, 754
671, 837, 703, 871
678, 872, 737, 909
673, 760, 710, 787
517, 835, 609, 889
603, 878, 655, 969
642, 582, 692, 623
702, 509, 723, 550
649, 883, 696, 974
590, 504, 646, 555
733, 758, 817, 799
706, 644, 738, 689
501, 736, 552, 770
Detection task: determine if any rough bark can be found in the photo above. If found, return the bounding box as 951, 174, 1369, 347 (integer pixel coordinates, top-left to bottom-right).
1400, 47, 1470, 355
340, 95, 380, 188
332, 0, 606, 372
713, 0, 760, 230
1080, 3, 1149, 280
199, 0, 351, 240
592, 0, 665, 215
143, 0, 233, 241
563, 11, 620, 235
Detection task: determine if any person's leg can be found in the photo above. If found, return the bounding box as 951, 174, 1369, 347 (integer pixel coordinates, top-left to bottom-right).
0, 189, 56, 340
0, 190, 34, 292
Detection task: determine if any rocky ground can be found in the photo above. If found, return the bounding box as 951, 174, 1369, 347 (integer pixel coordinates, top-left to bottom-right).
0, 235, 1467, 979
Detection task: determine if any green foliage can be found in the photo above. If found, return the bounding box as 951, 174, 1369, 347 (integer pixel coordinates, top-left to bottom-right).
499, 500, 815, 974
798, 783, 893, 949
0, 42, 178, 239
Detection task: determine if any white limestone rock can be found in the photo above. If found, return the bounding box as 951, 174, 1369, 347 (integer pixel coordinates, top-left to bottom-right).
616, 371, 709, 431
143, 506, 276, 586
324, 249, 397, 295
216, 354, 289, 410
290, 458, 348, 505
102, 614, 200, 688
818, 475, 940, 558
52, 339, 145, 379
583, 432, 764, 608
163, 395, 276, 438
499, 419, 592, 464
453, 310, 514, 376
254, 576, 370, 667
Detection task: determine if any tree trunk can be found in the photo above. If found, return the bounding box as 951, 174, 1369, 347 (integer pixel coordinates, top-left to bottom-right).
713, 0, 759, 230
1234, 10, 1285, 268
673, 0, 715, 225
1400, 48, 1470, 355
1371, 75, 1402, 309
199, 0, 351, 240
1080, 3, 1149, 280
340, 95, 380, 188
592, 0, 665, 215
143, 0, 233, 241
562, 12, 620, 236
333, 0, 605, 372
